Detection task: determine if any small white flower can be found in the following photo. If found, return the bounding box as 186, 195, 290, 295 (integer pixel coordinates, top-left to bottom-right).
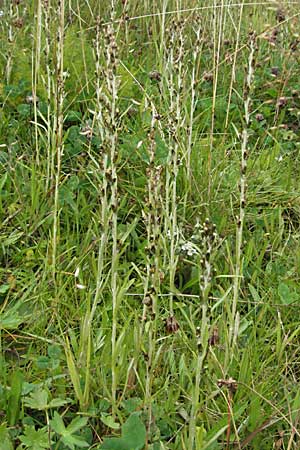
0, 11, 4, 18
76, 283, 86, 290
275, 155, 283, 162
74, 267, 80, 278
181, 241, 197, 256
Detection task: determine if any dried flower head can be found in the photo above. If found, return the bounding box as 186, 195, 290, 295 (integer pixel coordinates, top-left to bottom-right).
80, 123, 93, 140
13, 18, 24, 28
255, 113, 264, 122
217, 377, 238, 394
26, 94, 39, 104
270, 67, 279, 77
277, 97, 288, 108
149, 70, 162, 82
208, 327, 219, 346
166, 315, 180, 334
276, 8, 285, 23
203, 71, 213, 82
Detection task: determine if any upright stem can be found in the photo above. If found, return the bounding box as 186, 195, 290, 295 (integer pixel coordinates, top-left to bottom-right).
52, 0, 65, 280
230, 33, 257, 349
43, 0, 53, 191
33, 0, 42, 164
142, 110, 162, 447
105, 20, 119, 415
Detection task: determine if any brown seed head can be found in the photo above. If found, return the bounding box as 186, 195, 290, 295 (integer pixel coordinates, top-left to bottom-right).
166, 315, 180, 334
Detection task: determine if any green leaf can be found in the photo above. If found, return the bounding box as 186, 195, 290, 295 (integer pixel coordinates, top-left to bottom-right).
0, 313, 23, 330
101, 413, 146, 450
278, 282, 296, 305
0, 424, 13, 450
51, 412, 90, 450
48, 397, 70, 408
48, 344, 62, 360
0, 172, 8, 191
100, 414, 120, 429
17, 103, 31, 118
24, 389, 48, 410
0, 284, 10, 294
50, 411, 66, 435
2, 230, 24, 246
0, 300, 28, 330
61, 434, 90, 449
19, 426, 51, 450
122, 397, 142, 414
7, 371, 23, 426
66, 416, 89, 435
36, 356, 50, 369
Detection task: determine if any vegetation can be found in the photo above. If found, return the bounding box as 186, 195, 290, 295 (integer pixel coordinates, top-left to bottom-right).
1, 0, 300, 448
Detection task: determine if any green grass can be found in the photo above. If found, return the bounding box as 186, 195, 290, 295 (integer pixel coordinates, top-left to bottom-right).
1, 1, 300, 449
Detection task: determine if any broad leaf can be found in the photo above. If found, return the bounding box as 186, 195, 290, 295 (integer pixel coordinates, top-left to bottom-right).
19, 426, 51, 450
101, 413, 146, 450
51, 412, 89, 450
24, 389, 48, 410
0, 424, 13, 450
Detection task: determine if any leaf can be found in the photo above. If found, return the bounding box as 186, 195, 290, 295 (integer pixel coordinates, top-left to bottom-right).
0, 284, 10, 294
101, 413, 146, 450
51, 412, 89, 450
122, 397, 142, 413
2, 230, 24, 246
100, 414, 120, 430
17, 103, 31, 118
66, 416, 89, 435
0, 312, 24, 330
0, 424, 13, 450
50, 412, 66, 435
61, 434, 90, 449
48, 344, 62, 359
278, 282, 296, 305
7, 371, 23, 426
24, 389, 48, 410
48, 397, 70, 408
36, 356, 50, 369
19, 426, 51, 450
0, 172, 8, 191
0, 300, 28, 330
64, 337, 84, 406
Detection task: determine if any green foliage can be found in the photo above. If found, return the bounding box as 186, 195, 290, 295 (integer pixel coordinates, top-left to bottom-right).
100, 413, 146, 450
0, 424, 13, 450
19, 426, 51, 450
0, 1, 300, 449
7, 371, 23, 426
50, 412, 90, 449
24, 388, 70, 411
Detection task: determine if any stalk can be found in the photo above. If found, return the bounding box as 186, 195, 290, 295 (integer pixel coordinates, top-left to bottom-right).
92, 16, 108, 317
5, 0, 14, 84
107, 22, 119, 416
142, 108, 163, 447
33, 0, 42, 164
90, 14, 120, 415
52, 0, 65, 279
186, 19, 201, 182
189, 219, 218, 449
209, 0, 225, 198
223, 1, 244, 140
42, 0, 53, 191
230, 32, 257, 349
165, 18, 185, 317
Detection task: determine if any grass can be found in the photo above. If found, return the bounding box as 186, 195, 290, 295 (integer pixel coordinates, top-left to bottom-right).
1, 0, 300, 449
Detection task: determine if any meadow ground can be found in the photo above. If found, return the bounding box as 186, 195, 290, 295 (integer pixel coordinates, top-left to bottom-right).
1, 1, 300, 449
